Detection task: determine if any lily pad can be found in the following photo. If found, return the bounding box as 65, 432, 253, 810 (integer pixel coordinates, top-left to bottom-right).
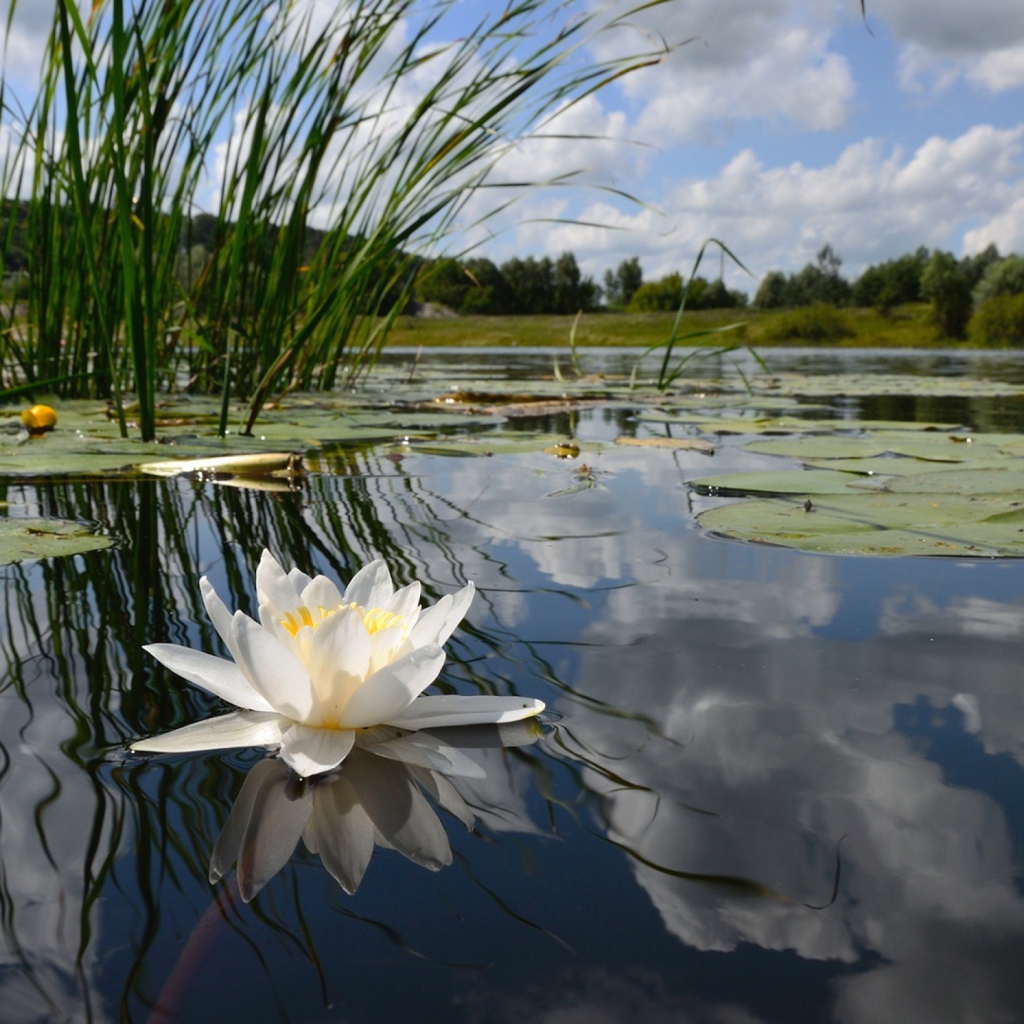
853, 467, 1024, 495
639, 410, 961, 435
615, 437, 714, 453
740, 432, 999, 462
398, 434, 604, 457
0, 518, 112, 564
690, 470, 872, 496
138, 452, 300, 478
752, 373, 1024, 399
698, 493, 1024, 557
799, 456, 1013, 478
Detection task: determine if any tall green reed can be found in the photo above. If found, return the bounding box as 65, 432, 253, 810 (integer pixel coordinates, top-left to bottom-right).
2, 0, 675, 440
631, 237, 761, 391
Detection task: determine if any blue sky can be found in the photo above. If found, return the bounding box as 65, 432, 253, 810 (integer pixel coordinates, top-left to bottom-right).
3, 0, 1023, 295
467, 0, 1024, 293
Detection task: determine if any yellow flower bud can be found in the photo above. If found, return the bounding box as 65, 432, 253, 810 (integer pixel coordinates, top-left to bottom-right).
21, 404, 58, 434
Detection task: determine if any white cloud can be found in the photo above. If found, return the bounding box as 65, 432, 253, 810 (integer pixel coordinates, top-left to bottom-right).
0, 0, 55, 86
872, 0, 1024, 93
525, 124, 1024, 283
871, 0, 1024, 56
965, 195, 1024, 255
634, 27, 855, 141
591, 0, 856, 141
969, 44, 1024, 91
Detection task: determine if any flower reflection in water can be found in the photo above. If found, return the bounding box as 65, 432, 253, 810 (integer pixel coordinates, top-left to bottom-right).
209, 721, 543, 901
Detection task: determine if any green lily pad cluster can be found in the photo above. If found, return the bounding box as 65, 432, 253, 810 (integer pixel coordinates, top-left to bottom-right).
7, 366, 1024, 560
691, 425, 1024, 557
0, 519, 113, 565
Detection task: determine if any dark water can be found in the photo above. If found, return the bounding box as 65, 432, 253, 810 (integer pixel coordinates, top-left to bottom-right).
3, 349, 1024, 1023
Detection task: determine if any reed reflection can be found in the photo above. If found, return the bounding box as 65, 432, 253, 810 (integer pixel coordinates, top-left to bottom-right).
0, 461, 556, 1022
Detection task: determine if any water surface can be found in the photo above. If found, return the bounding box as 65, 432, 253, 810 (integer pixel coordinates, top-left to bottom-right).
2, 348, 1023, 1023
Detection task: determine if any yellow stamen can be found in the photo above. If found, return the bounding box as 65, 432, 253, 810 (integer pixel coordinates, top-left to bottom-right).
281, 602, 403, 638
281, 606, 317, 637
360, 606, 401, 635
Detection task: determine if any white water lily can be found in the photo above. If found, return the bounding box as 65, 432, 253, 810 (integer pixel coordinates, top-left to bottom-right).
132, 550, 545, 778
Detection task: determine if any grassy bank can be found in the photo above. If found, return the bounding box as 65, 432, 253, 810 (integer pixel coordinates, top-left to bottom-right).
387, 303, 958, 348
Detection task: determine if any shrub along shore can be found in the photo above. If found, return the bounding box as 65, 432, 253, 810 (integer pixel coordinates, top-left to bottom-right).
387, 303, 982, 349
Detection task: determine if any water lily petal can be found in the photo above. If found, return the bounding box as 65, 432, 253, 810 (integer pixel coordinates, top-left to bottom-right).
256, 550, 302, 636
364, 732, 486, 778
343, 558, 393, 609
367, 621, 406, 673
308, 776, 375, 894
305, 606, 371, 721
408, 582, 475, 648
387, 580, 422, 620
257, 549, 298, 600
339, 644, 446, 729
231, 611, 320, 722
200, 578, 244, 661
436, 582, 475, 645
209, 758, 312, 902
131, 710, 284, 754
211, 758, 284, 884
287, 565, 313, 593
408, 765, 475, 831
143, 643, 273, 712
278, 723, 356, 778
386, 694, 545, 731
300, 574, 345, 616
354, 754, 451, 870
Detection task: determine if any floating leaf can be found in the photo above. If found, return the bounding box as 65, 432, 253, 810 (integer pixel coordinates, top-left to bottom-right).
640, 411, 960, 434
138, 452, 300, 478
690, 470, 868, 496
698, 493, 1024, 557
800, 456, 1013, 478
853, 467, 1024, 495
401, 434, 602, 457
0, 519, 112, 564
615, 436, 714, 453
751, 372, 1024, 399
741, 433, 992, 462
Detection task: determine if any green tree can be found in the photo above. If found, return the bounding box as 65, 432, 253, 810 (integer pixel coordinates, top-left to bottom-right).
603, 256, 642, 307
973, 254, 1024, 306
500, 255, 554, 313
852, 247, 929, 311
696, 278, 747, 309
959, 243, 1001, 291
754, 270, 789, 309
628, 272, 683, 311
460, 257, 513, 314
418, 258, 472, 309
969, 294, 1024, 346
551, 251, 601, 313
921, 250, 972, 339
795, 245, 851, 306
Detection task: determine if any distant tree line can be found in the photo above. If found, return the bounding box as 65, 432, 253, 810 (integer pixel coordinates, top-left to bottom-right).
415, 251, 747, 315
754, 242, 1024, 344
2, 204, 422, 313
415, 253, 601, 315
5, 201, 1024, 343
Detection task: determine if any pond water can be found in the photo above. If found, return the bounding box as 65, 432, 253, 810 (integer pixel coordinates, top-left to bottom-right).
3, 347, 1024, 1023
